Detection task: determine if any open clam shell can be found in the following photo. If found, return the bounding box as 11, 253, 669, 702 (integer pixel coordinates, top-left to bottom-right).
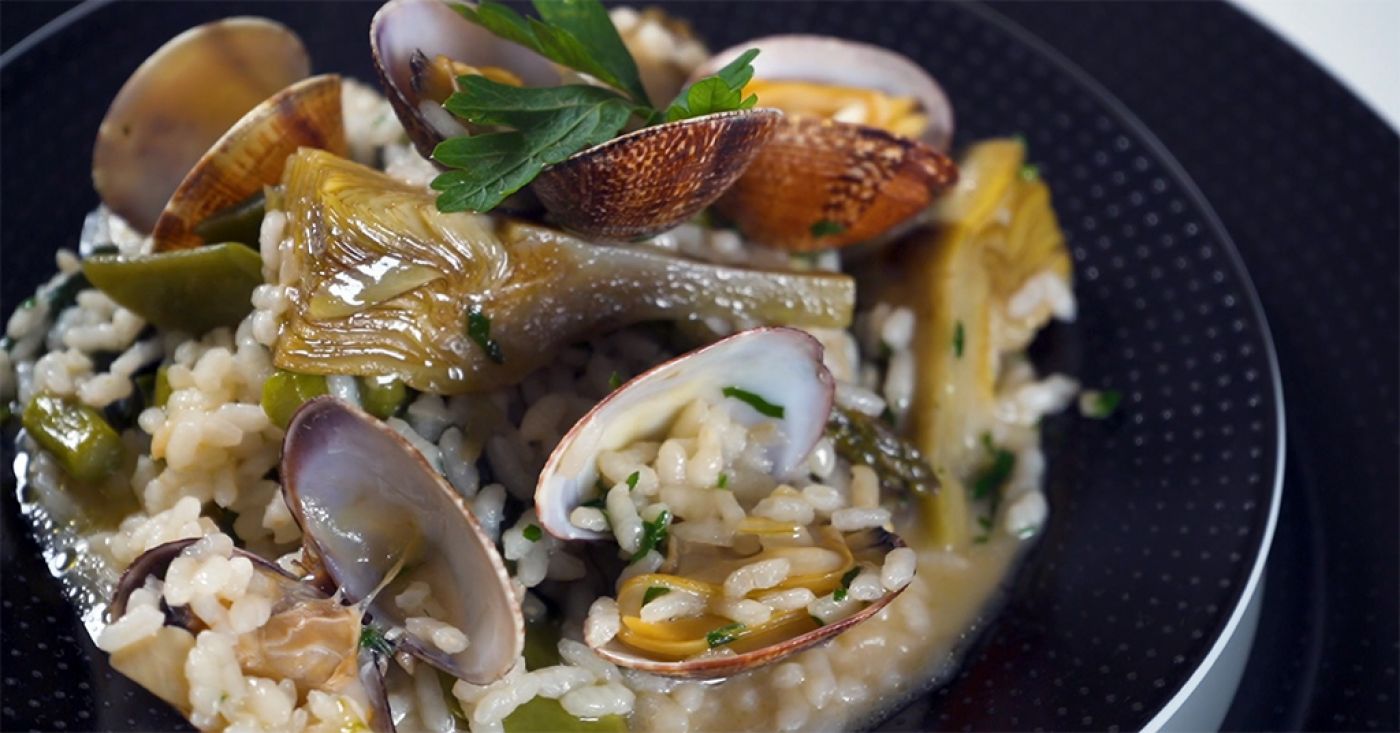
592, 528, 911, 679
152, 74, 346, 251
93, 18, 309, 233
109, 538, 311, 623
532, 108, 782, 240
282, 396, 524, 685
371, 0, 562, 159
695, 35, 958, 251
535, 327, 834, 542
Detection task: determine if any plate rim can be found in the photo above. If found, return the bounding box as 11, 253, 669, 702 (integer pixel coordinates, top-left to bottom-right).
0, 0, 1289, 728
963, 3, 1287, 728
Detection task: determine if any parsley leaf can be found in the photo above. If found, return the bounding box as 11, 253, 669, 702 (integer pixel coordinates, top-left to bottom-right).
452, 0, 650, 105
465, 304, 505, 364
630, 508, 671, 563
810, 219, 845, 238
642, 586, 671, 605
716, 473, 729, 490
608, 370, 624, 390
706, 622, 746, 648
359, 625, 392, 656
1079, 389, 1123, 419
833, 566, 860, 602
664, 49, 760, 122
522, 524, 543, 542
971, 434, 1016, 542
953, 320, 965, 358
432, 78, 635, 212
625, 471, 640, 490
722, 385, 785, 418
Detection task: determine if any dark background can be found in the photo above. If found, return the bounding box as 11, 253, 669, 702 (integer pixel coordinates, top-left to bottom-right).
2, 1, 1396, 730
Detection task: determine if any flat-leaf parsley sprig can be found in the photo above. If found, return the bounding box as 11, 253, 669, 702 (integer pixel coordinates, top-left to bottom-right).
431, 0, 760, 213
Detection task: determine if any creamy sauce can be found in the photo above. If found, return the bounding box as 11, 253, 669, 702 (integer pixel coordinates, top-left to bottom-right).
633, 516, 1024, 732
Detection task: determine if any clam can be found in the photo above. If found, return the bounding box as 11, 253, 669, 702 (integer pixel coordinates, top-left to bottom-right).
536, 327, 835, 541
370, 0, 562, 159
695, 35, 959, 251
528, 108, 782, 240
151, 75, 346, 251
93, 18, 309, 233
108, 538, 377, 724
370, 0, 781, 240
283, 396, 524, 684
535, 328, 912, 678
594, 529, 910, 679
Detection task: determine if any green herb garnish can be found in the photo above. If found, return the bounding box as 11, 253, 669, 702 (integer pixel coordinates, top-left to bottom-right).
630, 508, 671, 563
609, 370, 624, 390
432, 0, 760, 213
833, 566, 861, 602
664, 49, 759, 122
810, 219, 846, 238
523, 524, 543, 542
706, 622, 746, 648
642, 586, 671, 605
625, 471, 640, 490
716, 473, 729, 490
359, 625, 392, 656
722, 385, 785, 418
1020, 163, 1040, 181
952, 320, 965, 358
1080, 389, 1123, 419
466, 304, 504, 364
971, 434, 1016, 542
809, 614, 825, 627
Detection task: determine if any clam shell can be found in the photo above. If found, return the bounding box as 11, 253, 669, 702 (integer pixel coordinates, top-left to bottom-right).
695, 34, 954, 151
592, 528, 911, 678
109, 538, 311, 623
531, 108, 782, 241
715, 115, 957, 251
535, 327, 834, 542
370, 0, 561, 159
93, 18, 309, 233
695, 35, 958, 251
282, 396, 524, 685
152, 75, 346, 251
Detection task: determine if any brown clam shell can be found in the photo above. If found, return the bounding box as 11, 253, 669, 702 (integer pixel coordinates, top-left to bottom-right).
531, 108, 782, 241
590, 528, 911, 679
92, 18, 309, 234
714, 115, 957, 252
151, 75, 345, 251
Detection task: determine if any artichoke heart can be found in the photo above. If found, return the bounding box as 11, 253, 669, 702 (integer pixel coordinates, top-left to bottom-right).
274, 149, 855, 393
880, 138, 1071, 546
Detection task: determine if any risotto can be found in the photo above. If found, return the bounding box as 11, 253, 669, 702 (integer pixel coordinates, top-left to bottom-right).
2, 3, 1086, 732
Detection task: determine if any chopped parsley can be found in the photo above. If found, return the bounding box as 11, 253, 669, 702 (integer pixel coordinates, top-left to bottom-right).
971, 434, 1016, 542
706, 622, 746, 648
359, 625, 392, 656
1020, 163, 1041, 181
582, 497, 606, 510
630, 508, 671, 563
642, 586, 671, 605
1079, 389, 1123, 419
722, 385, 785, 418
952, 320, 965, 358
522, 524, 543, 542
809, 614, 825, 627
810, 219, 846, 238
625, 471, 640, 490
465, 304, 504, 364
833, 566, 861, 602
609, 370, 624, 390
716, 473, 730, 490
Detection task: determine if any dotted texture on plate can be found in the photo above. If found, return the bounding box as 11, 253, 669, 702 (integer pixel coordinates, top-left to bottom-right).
2, 2, 1288, 731
997, 3, 1399, 731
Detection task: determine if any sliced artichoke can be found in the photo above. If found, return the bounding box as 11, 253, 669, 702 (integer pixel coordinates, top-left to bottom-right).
273, 149, 855, 393
878, 138, 1071, 546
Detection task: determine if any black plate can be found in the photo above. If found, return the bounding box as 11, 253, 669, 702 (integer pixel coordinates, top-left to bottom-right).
1, 2, 1286, 730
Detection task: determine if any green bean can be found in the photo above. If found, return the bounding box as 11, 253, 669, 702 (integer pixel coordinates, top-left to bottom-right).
193, 193, 266, 248
21, 393, 126, 483
261, 370, 329, 430
82, 243, 263, 335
